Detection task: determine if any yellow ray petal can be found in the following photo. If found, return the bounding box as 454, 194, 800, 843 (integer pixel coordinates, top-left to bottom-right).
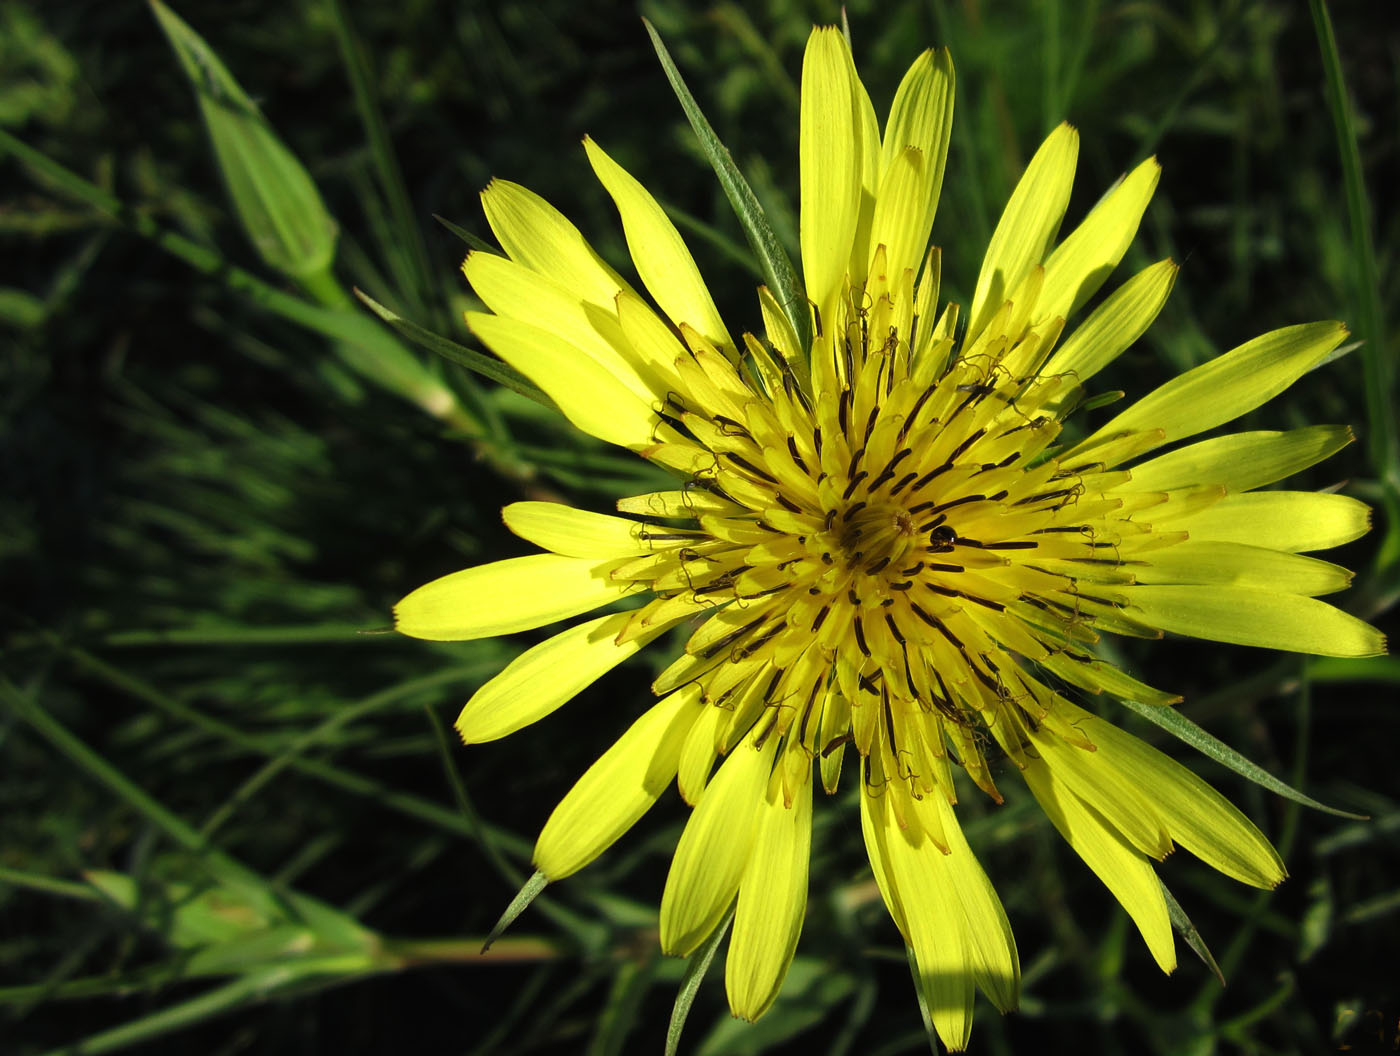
1065, 708, 1287, 888
857, 779, 907, 932
612, 288, 690, 396
480, 178, 631, 307
1022, 756, 1176, 972
867, 145, 926, 283
880, 48, 954, 278
463, 251, 658, 404
1132, 540, 1354, 597
1125, 425, 1354, 493
1041, 258, 1177, 389
583, 137, 734, 356
394, 554, 635, 641
800, 27, 863, 328
924, 793, 1020, 1013
1124, 585, 1385, 657
660, 729, 777, 955
1028, 731, 1173, 859
1157, 491, 1371, 553
726, 768, 812, 1021
676, 703, 724, 806
1073, 322, 1349, 463
1037, 156, 1161, 323
502, 502, 647, 559
457, 611, 668, 744
534, 685, 702, 879
467, 311, 665, 449
967, 123, 1078, 342
757, 285, 807, 391
846, 73, 881, 292
861, 780, 976, 1051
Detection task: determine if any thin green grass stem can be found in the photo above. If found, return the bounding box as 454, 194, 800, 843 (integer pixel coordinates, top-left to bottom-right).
1309, 0, 1397, 496
0, 677, 275, 908
44, 639, 530, 855
325, 0, 437, 323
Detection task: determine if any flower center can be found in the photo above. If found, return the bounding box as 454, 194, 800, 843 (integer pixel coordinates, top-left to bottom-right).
833, 500, 919, 573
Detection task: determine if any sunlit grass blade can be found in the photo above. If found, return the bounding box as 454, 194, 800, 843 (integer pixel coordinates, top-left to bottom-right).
433, 213, 500, 254
587, 956, 654, 1056
1307, 656, 1400, 684
0, 127, 472, 429
0, 866, 99, 902
99, 623, 386, 647
31, 973, 284, 1056
45, 639, 528, 855
324, 0, 435, 319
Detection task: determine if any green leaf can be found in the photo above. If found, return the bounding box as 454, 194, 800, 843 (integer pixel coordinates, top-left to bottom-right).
1117, 697, 1367, 820
0, 285, 46, 328
643, 18, 811, 365
587, 956, 654, 1056
1160, 881, 1225, 986
1297, 875, 1334, 961
1077, 389, 1125, 412
149, 0, 337, 279
324, 0, 434, 314
665, 907, 732, 1056
33, 973, 285, 1056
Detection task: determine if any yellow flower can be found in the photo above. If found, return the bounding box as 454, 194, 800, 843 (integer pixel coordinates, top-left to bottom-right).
395, 26, 1384, 1050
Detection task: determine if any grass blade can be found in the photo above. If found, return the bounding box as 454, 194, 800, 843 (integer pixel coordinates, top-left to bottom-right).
325, 0, 435, 318
1308, 0, 1396, 490
148, 0, 336, 280
0, 677, 277, 911
0, 127, 474, 429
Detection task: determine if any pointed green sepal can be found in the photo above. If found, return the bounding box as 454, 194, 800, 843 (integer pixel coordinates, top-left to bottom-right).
354, 287, 551, 408
664, 906, 733, 1056
1117, 697, 1367, 820
643, 18, 812, 368
1160, 880, 1225, 986
482, 870, 549, 953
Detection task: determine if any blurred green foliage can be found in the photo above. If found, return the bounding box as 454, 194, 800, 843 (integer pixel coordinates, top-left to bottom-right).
2, 0, 1397, 1053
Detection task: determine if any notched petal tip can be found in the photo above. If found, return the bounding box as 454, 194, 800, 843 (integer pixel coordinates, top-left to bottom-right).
452, 707, 475, 746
